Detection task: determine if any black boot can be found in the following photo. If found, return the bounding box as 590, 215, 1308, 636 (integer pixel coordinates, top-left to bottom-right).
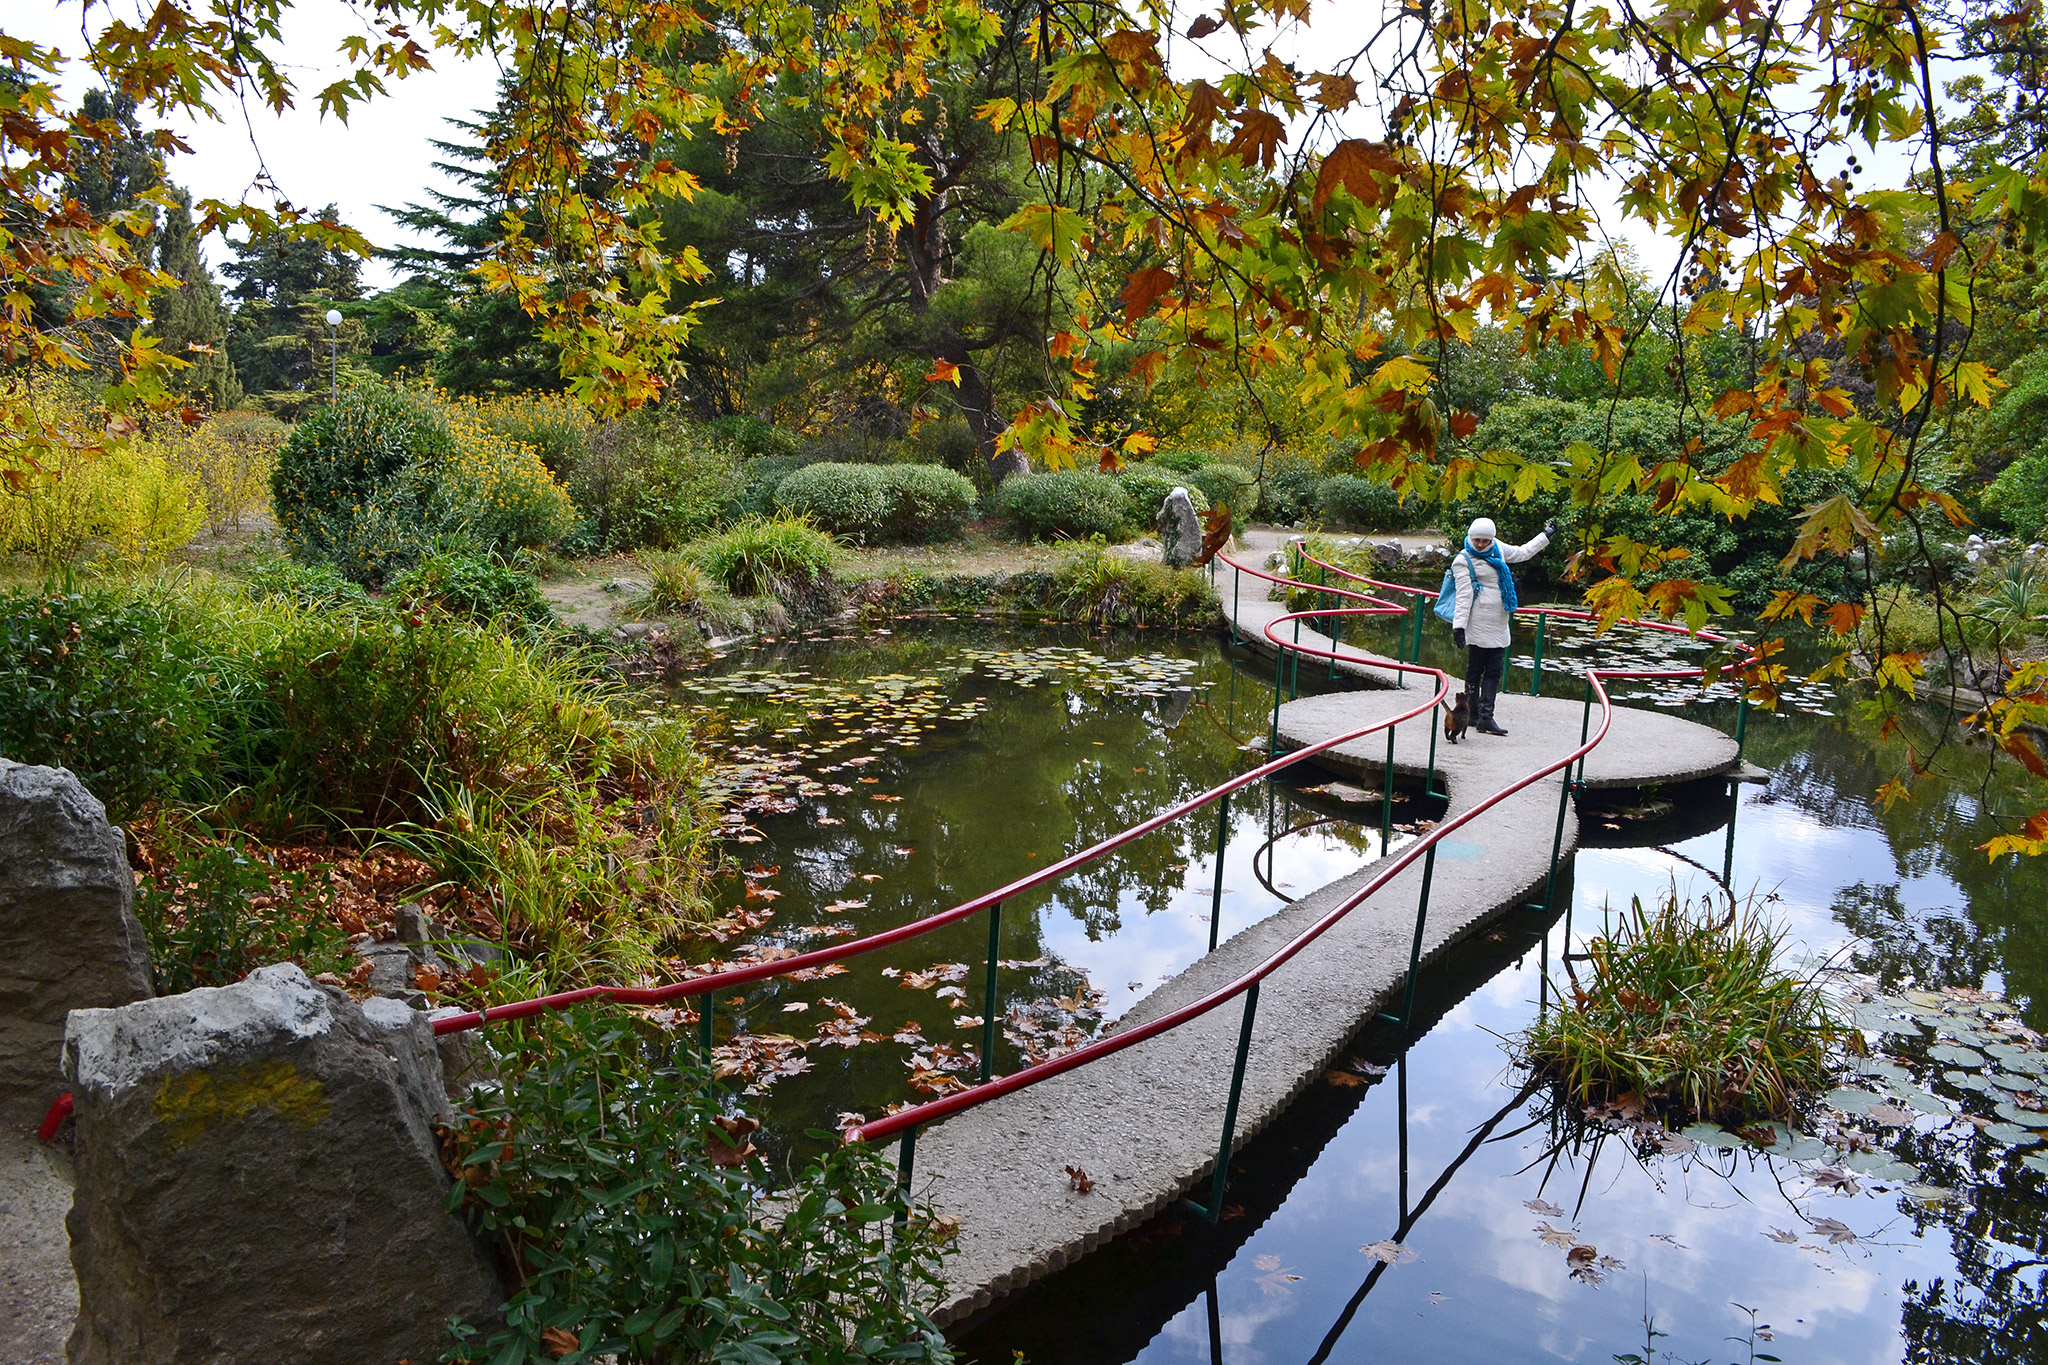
1475, 694, 1508, 735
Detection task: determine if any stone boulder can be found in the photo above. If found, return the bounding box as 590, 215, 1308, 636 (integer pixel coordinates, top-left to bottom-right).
0, 760, 153, 1129
1157, 488, 1202, 567
63, 964, 503, 1365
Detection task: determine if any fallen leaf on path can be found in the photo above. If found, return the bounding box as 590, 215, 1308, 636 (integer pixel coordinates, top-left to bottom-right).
1066, 1165, 1095, 1194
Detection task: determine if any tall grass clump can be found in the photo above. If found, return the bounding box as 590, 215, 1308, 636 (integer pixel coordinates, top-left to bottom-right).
682, 514, 840, 600
1053, 538, 1219, 630
1522, 891, 1846, 1124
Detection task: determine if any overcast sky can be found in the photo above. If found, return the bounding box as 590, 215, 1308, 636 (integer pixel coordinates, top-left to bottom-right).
17, 0, 1928, 299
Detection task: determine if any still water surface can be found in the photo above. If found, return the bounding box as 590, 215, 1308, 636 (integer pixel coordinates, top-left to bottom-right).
667, 618, 2048, 1365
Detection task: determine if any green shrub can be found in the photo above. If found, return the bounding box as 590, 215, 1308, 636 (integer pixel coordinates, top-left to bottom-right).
683, 515, 841, 600
1152, 449, 1210, 475
0, 582, 216, 819
133, 826, 353, 995
1256, 448, 1327, 524
705, 414, 805, 461
1189, 462, 1259, 523
441, 1010, 956, 1365
879, 464, 979, 540
1053, 539, 1220, 628
730, 454, 813, 522
565, 417, 744, 551
774, 463, 978, 543
996, 470, 1136, 540
387, 550, 556, 628
271, 380, 454, 582
238, 557, 371, 610
773, 463, 891, 539
1522, 891, 1845, 1124
1319, 474, 1429, 530
432, 398, 579, 551
1116, 465, 1210, 529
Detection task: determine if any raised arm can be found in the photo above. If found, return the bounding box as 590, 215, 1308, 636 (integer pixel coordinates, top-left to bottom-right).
1498, 528, 1552, 565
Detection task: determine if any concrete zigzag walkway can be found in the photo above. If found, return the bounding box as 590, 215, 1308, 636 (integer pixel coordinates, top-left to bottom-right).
916, 553, 1740, 1327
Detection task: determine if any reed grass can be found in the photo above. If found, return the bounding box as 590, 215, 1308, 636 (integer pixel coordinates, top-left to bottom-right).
1523, 890, 1846, 1124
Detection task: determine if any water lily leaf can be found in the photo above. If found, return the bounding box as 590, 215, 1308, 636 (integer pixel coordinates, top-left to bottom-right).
2023, 1151, 2048, 1175
1929, 1043, 1985, 1067
1824, 1088, 1881, 1115
1995, 1102, 2048, 1128
1989, 1072, 2036, 1092
1680, 1123, 1738, 1148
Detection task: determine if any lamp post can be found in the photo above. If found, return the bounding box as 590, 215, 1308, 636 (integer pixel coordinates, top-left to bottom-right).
325, 308, 343, 399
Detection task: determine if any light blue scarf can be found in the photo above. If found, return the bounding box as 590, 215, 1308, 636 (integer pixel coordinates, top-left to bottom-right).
1464, 537, 1518, 613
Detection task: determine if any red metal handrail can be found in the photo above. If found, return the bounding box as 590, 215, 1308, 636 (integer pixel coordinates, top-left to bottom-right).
853, 595, 1743, 1143
431, 552, 1438, 1038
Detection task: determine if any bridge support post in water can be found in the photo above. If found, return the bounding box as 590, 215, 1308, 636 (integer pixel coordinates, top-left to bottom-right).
1528, 612, 1548, 696
979, 902, 1003, 1084
1723, 780, 1740, 889
1378, 843, 1439, 1028
1181, 981, 1261, 1224
1208, 793, 1232, 953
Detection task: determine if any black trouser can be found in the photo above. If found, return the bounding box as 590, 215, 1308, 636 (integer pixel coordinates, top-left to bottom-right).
1464, 645, 1506, 720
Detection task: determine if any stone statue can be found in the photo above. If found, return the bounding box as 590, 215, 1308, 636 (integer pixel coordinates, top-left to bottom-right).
1158, 487, 1201, 568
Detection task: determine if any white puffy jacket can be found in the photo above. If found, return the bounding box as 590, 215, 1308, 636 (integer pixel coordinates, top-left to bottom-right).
1449, 532, 1549, 648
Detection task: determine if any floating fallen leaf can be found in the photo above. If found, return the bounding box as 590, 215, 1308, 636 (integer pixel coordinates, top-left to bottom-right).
936, 985, 967, 1002
1524, 1199, 1564, 1218
1866, 1103, 1913, 1127
781, 1001, 810, 1013
822, 898, 870, 912
1535, 1222, 1579, 1248
1066, 1165, 1095, 1194
816, 816, 844, 825
871, 794, 903, 803
954, 1014, 983, 1028
860, 873, 884, 882
1360, 1240, 1417, 1265
1809, 1166, 1861, 1195
1566, 1245, 1598, 1268
1810, 1216, 1858, 1245
1253, 1253, 1303, 1295
1766, 1227, 1800, 1244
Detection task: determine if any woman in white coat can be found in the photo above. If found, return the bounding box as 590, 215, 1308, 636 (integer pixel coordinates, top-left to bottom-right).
1448, 515, 1555, 735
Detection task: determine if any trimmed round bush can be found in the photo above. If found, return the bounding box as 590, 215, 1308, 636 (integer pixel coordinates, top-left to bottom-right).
774, 464, 891, 540
774, 463, 977, 543
1319, 474, 1429, 530
878, 464, 977, 541
1116, 465, 1210, 527
1190, 462, 1260, 521
996, 470, 1136, 541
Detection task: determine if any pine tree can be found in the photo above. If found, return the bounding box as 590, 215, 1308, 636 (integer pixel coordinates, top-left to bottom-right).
222, 205, 366, 403
152, 187, 241, 410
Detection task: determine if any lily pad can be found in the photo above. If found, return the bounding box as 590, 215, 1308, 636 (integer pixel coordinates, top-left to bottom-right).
1679, 1122, 1738, 1148
1895, 1087, 1952, 1116
1841, 1150, 1922, 1182
1904, 989, 1949, 1008
1942, 1069, 1995, 1093
2024, 1152, 2048, 1175
1852, 1005, 1921, 1034
1993, 1102, 2048, 1129
1989, 1072, 2036, 1092
1983, 1123, 2042, 1147
1824, 1088, 1882, 1114
1858, 1059, 1914, 1083
1929, 1043, 1985, 1068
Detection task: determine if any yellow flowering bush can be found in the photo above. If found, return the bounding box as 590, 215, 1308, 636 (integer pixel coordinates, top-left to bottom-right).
0, 371, 207, 567
429, 390, 579, 549
161, 409, 284, 533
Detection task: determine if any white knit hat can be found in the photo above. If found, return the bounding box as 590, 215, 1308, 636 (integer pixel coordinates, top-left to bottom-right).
1467, 517, 1497, 542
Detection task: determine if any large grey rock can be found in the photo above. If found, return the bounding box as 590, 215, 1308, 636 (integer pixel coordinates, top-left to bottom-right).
62, 964, 503, 1365
0, 760, 152, 1129
1157, 488, 1201, 567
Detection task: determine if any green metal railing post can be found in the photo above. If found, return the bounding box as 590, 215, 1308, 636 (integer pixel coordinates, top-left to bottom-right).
1208, 792, 1232, 952
1528, 612, 1548, 696
1290, 615, 1302, 698
1379, 844, 1439, 1027
1397, 1053, 1410, 1222
893, 1126, 919, 1232
1425, 710, 1442, 800
1182, 981, 1261, 1223
1230, 563, 1242, 645
1576, 679, 1594, 786
1534, 764, 1573, 915
1722, 779, 1740, 888
979, 901, 1003, 1084
1733, 691, 1750, 761
1379, 726, 1396, 856
1269, 645, 1286, 755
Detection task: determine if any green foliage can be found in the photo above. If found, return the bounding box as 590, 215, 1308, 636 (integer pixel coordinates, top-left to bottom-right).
237, 556, 372, 610
563, 416, 744, 551
1980, 354, 2048, 534
132, 826, 353, 995
270, 380, 454, 583
0, 582, 216, 820
441, 1010, 956, 1365
774, 463, 977, 543
1967, 561, 2048, 651
387, 550, 556, 628
1523, 891, 1845, 1124
1187, 462, 1260, 524
1254, 448, 1327, 525
705, 414, 804, 461
1115, 464, 1210, 527
1318, 474, 1431, 531
729, 455, 813, 523
1052, 538, 1220, 629
682, 515, 841, 600
996, 470, 1136, 541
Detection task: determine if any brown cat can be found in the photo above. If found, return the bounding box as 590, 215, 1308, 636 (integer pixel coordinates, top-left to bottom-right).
1443, 691, 1471, 745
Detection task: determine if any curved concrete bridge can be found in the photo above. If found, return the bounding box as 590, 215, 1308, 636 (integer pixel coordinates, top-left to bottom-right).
917, 587, 1741, 1325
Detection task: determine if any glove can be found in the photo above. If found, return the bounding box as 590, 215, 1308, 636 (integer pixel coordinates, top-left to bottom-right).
1542, 519, 1559, 539
1454, 628, 1466, 649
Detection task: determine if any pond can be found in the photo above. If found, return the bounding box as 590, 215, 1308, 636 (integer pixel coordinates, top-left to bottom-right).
661, 612, 2048, 1365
